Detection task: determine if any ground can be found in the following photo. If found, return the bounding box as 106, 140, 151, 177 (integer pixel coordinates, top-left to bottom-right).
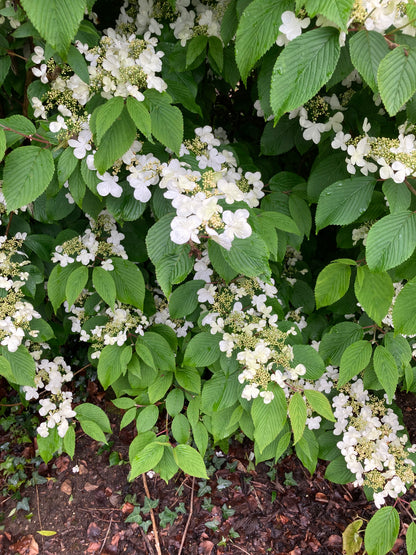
1, 390, 416, 555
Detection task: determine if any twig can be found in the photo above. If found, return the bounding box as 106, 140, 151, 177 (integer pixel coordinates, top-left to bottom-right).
178, 476, 195, 555
140, 526, 155, 555
99, 515, 112, 554
142, 473, 162, 555
36, 485, 43, 550
230, 543, 252, 555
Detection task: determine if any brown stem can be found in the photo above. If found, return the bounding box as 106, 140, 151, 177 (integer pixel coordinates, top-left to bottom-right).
0, 124, 53, 146
142, 473, 162, 555
178, 476, 195, 555
405, 179, 416, 197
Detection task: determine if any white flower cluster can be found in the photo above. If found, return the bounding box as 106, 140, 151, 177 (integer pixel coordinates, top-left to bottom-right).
51, 210, 127, 268
333, 378, 416, 507
152, 293, 194, 338
0, 235, 41, 352
159, 126, 264, 249
23, 356, 76, 438
351, 0, 416, 36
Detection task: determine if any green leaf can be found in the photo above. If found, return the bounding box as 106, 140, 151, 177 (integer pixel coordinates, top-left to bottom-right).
384, 333, 412, 370
222, 233, 270, 279
130, 442, 165, 481
148, 372, 173, 403
0, 127, 5, 162
47, 263, 76, 312
294, 427, 319, 474
136, 405, 159, 433
37, 428, 62, 464
0, 357, 14, 383
172, 414, 190, 444
366, 212, 416, 271
354, 265, 393, 325
252, 383, 287, 453
325, 456, 356, 484
406, 521, 416, 555
315, 177, 376, 232
175, 367, 201, 394
66, 44, 89, 83
186, 35, 207, 67
235, 0, 292, 82
75, 403, 111, 433
393, 278, 416, 335
304, 0, 355, 30
258, 211, 301, 235
93, 97, 124, 145
304, 390, 335, 422
0, 115, 35, 148
349, 30, 389, 92
139, 332, 175, 372
65, 265, 88, 308
207, 240, 238, 282
270, 27, 340, 122
208, 36, 223, 72
1, 347, 36, 386
92, 266, 116, 309
126, 96, 152, 141
135, 342, 156, 370
378, 46, 416, 116
315, 262, 352, 309
63, 425, 75, 458
111, 258, 145, 310
97, 344, 132, 389
173, 444, 208, 479
145, 92, 183, 154
183, 332, 221, 367
292, 344, 326, 381
166, 388, 184, 417
382, 179, 411, 214
364, 507, 400, 555
57, 148, 78, 185
288, 392, 307, 444
192, 421, 208, 457
373, 345, 398, 403
20, 0, 86, 56
319, 322, 363, 366
3, 146, 54, 212
343, 519, 363, 555
169, 280, 205, 318
94, 106, 137, 174
339, 340, 372, 387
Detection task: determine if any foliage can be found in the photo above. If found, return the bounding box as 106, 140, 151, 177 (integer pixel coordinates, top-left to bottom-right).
1, 0, 416, 552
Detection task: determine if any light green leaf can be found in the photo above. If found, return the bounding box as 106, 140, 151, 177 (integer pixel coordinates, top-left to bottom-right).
373, 345, 398, 403
97, 344, 133, 389
235, 0, 292, 82
37, 428, 62, 464
20, 0, 86, 56
156, 250, 193, 297
339, 340, 372, 387
172, 414, 190, 444
139, 332, 176, 372
378, 46, 416, 116
3, 146, 54, 212
384, 333, 412, 370
111, 258, 145, 310
136, 405, 159, 432
406, 521, 416, 555
222, 233, 270, 279
349, 30, 389, 92
169, 280, 205, 318
252, 383, 287, 453
366, 211, 416, 271
63, 425, 75, 458
130, 442, 165, 480
258, 211, 301, 235
145, 92, 183, 154
93, 97, 124, 145
192, 421, 208, 457
319, 322, 363, 366
270, 27, 340, 122
382, 179, 411, 213
1, 346, 36, 386
75, 403, 111, 433
304, 0, 355, 30
175, 367, 201, 394
183, 332, 221, 367
166, 388, 184, 417
207, 240, 238, 282
65, 265, 88, 308
343, 519, 363, 555
57, 148, 78, 185
304, 389, 335, 422
173, 444, 208, 479
315, 262, 352, 309
288, 392, 307, 444
325, 456, 356, 484
354, 265, 393, 325
94, 106, 137, 174
0, 127, 6, 161
126, 96, 152, 141
292, 345, 326, 381
0, 356, 14, 383
92, 266, 116, 309
294, 427, 319, 474
148, 372, 173, 403
393, 278, 416, 335
315, 177, 376, 232
47, 263, 77, 313
364, 507, 400, 555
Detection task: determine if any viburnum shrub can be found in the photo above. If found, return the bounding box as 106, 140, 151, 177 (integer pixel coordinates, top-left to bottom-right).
2, 0, 416, 551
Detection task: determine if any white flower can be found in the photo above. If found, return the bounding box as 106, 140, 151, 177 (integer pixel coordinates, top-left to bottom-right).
31, 46, 45, 65
49, 115, 67, 134
260, 390, 274, 404
68, 129, 92, 159
96, 173, 123, 198
241, 383, 260, 401
170, 215, 201, 244
101, 259, 114, 271
278, 11, 310, 42
32, 63, 48, 83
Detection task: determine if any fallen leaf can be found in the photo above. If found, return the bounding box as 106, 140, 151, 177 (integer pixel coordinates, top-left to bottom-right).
11, 535, 39, 555
87, 522, 102, 541
36, 530, 57, 537
60, 479, 72, 495
315, 492, 328, 503
84, 482, 99, 492
121, 502, 134, 515
87, 541, 101, 553
198, 539, 214, 555
55, 455, 70, 474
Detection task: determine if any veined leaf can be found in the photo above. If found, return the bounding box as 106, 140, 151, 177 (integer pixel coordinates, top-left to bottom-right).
349, 30, 389, 92
378, 46, 416, 116
315, 262, 352, 309
339, 340, 372, 387
364, 507, 400, 555
354, 265, 393, 325
288, 392, 307, 444
373, 345, 398, 403
304, 0, 355, 30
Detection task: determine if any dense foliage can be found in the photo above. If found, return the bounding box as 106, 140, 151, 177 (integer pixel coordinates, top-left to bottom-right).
2, 0, 416, 552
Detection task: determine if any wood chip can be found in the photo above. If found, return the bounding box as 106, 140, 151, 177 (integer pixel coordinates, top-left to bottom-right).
60, 479, 72, 495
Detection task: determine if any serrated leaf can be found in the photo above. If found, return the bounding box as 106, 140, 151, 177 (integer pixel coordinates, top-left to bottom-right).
378, 46, 416, 116
75, 402, 111, 432
92, 266, 116, 308
93, 97, 124, 145
292, 344, 326, 380
325, 456, 356, 484
315, 262, 351, 309
315, 177, 376, 232
339, 340, 372, 387
270, 27, 340, 122
252, 383, 287, 453
65, 265, 88, 308
175, 367, 201, 394
393, 278, 416, 335
349, 30, 389, 92
288, 392, 307, 444
3, 146, 54, 212
21, 0, 86, 56
235, 0, 292, 81
169, 280, 205, 319
139, 332, 175, 372
111, 258, 145, 310
0, 127, 5, 161
373, 345, 398, 403
366, 211, 416, 271
97, 344, 132, 389
354, 265, 393, 325
304, 389, 335, 421
130, 442, 165, 481
172, 414, 190, 444
146, 93, 183, 154
2, 347, 36, 386
136, 405, 159, 432
222, 233, 270, 279
364, 507, 400, 555
173, 444, 208, 478
183, 332, 221, 367
126, 96, 152, 140
382, 179, 411, 214
406, 521, 416, 555
319, 322, 363, 366
186, 35, 207, 67
304, 0, 355, 30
